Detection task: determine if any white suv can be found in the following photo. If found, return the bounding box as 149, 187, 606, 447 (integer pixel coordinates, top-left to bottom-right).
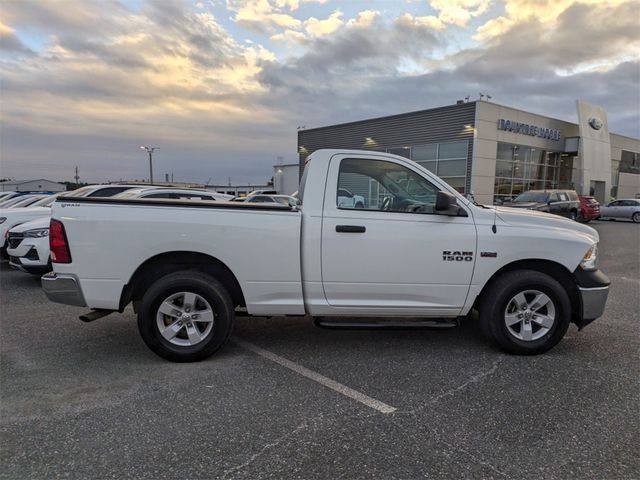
7, 217, 51, 275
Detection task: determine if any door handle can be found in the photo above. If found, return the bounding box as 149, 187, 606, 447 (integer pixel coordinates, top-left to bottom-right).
336, 225, 366, 233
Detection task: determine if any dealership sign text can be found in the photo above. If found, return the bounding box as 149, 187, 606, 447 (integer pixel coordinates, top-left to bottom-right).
497, 119, 561, 141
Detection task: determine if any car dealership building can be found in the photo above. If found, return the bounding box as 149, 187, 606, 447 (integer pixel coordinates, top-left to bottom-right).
297, 100, 640, 205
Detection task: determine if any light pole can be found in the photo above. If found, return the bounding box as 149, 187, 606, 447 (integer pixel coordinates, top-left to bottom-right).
140, 146, 159, 183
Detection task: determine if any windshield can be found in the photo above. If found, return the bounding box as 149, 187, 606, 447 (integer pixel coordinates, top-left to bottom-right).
514, 191, 549, 202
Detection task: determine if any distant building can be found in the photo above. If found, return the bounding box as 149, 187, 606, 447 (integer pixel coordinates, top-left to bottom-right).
273, 163, 300, 195
0, 179, 65, 192
298, 100, 640, 205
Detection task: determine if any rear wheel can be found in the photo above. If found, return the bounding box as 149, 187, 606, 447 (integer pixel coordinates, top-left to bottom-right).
479, 270, 571, 355
137, 271, 234, 362
633, 212, 640, 223
569, 209, 578, 221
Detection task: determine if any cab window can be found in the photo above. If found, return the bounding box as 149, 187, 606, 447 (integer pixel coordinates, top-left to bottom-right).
337, 158, 439, 214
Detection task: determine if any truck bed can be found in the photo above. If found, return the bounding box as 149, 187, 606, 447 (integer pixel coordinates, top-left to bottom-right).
51, 197, 304, 315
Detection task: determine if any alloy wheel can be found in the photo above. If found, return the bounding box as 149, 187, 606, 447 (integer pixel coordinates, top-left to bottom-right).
156, 291, 215, 346
504, 289, 556, 341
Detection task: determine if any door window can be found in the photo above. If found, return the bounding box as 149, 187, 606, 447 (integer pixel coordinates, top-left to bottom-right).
337, 158, 439, 214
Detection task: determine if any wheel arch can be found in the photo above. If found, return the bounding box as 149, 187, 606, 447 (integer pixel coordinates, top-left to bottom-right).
119, 251, 245, 311
474, 259, 580, 322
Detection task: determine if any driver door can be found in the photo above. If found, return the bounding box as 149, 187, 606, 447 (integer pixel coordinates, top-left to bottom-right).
321, 155, 477, 316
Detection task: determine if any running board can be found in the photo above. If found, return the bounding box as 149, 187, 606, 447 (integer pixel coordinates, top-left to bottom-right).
313, 318, 459, 330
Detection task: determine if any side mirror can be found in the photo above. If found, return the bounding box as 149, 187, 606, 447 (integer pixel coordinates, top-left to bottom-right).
435, 191, 466, 216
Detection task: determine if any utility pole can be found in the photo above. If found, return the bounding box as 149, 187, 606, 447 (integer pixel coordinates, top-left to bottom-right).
139, 146, 159, 183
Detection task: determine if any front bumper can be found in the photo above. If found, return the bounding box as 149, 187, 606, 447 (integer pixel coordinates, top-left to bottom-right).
41, 272, 87, 307
573, 269, 610, 329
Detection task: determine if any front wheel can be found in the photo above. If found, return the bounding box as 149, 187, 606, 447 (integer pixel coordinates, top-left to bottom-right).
569, 210, 578, 221
633, 212, 640, 223
479, 270, 571, 355
137, 271, 234, 362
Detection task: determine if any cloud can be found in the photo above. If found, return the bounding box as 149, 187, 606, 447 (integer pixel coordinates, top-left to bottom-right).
226, 0, 301, 32
346, 10, 380, 29
0, 21, 32, 54
395, 13, 445, 31
304, 9, 344, 37
475, 0, 628, 39
470, 1, 640, 73
0, 0, 638, 184
430, 0, 491, 28
274, 0, 327, 11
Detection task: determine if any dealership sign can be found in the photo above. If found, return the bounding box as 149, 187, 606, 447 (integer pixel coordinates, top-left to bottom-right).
588, 117, 603, 130
497, 119, 561, 141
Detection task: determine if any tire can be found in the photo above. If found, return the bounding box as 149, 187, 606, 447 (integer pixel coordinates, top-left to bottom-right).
478, 270, 571, 355
355, 202, 364, 209
569, 210, 577, 221
137, 271, 234, 362
633, 212, 640, 223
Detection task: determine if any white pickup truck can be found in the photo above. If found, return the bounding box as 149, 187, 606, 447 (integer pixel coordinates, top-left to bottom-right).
43, 149, 610, 362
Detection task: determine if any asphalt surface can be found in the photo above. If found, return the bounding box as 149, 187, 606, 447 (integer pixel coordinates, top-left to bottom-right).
1, 221, 638, 479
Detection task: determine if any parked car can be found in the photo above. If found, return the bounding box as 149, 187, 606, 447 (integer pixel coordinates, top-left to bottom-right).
577, 196, 600, 223
42, 149, 608, 361
243, 194, 299, 207
0, 185, 141, 258
503, 189, 580, 220
0, 194, 48, 209
599, 199, 640, 223
0, 191, 57, 207
6, 187, 230, 272
337, 188, 366, 209
6, 217, 51, 275
247, 189, 278, 196
113, 187, 231, 202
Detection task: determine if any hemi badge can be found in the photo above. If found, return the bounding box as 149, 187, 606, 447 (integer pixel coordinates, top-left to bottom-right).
481, 252, 497, 258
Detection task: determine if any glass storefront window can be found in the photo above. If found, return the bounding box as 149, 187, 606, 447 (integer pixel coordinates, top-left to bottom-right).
412, 144, 437, 161
387, 147, 411, 158
390, 140, 469, 194
441, 177, 466, 193
438, 142, 467, 159
493, 142, 569, 204
437, 159, 466, 176
620, 150, 640, 174
418, 161, 437, 174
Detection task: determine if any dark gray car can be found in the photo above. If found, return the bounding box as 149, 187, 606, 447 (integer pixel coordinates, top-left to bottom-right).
504, 190, 580, 220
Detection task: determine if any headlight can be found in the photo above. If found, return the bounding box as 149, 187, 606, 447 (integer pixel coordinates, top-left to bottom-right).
24, 228, 49, 238
0, 217, 6, 224
580, 243, 598, 271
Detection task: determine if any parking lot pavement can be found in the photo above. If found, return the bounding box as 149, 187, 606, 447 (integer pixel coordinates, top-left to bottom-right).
1, 221, 638, 479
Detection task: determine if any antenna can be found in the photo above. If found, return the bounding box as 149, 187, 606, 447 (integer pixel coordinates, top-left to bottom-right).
74, 166, 79, 185
492, 205, 498, 234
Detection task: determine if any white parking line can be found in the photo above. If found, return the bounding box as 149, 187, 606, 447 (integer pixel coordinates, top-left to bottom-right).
233, 338, 397, 414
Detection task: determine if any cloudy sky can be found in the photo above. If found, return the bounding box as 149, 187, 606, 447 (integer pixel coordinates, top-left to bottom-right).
1, 0, 639, 184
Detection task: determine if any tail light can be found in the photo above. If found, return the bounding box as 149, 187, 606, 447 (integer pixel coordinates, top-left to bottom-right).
50, 219, 72, 263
